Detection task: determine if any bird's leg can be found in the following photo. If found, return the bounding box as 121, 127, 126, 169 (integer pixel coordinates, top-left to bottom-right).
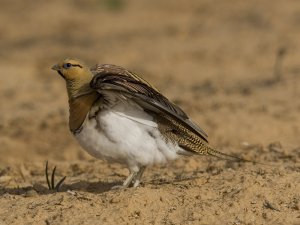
111, 167, 146, 189
111, 171, 137, 190
122, 171, 138, 188
132, 166, 146, 188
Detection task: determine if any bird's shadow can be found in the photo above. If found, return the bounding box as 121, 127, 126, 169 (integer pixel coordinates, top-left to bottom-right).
0, 180, 121, 196
61, 180, 119, 194
0, 174, 207, 196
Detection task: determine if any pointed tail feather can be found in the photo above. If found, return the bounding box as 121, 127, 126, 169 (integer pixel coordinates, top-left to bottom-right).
204, 145, 269, 166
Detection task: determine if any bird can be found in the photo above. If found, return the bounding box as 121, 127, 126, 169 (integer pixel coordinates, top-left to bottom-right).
52, 58, 252, 188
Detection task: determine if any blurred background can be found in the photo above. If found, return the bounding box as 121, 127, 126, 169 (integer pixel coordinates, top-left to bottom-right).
0, 1, 299, 224
0, 0, 299, 164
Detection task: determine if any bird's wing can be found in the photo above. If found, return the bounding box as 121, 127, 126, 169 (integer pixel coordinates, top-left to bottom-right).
90, 64, 208, 142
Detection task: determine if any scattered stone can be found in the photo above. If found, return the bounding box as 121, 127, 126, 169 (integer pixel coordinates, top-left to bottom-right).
268, 142, 283, 153
0, 175, 12, 183
24, 189, 38, 197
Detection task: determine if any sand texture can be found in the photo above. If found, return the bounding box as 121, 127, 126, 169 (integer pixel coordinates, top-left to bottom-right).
0, 1, 299, 224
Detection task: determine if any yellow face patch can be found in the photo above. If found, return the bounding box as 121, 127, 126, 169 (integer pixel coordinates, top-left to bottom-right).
52, 59, 88, 81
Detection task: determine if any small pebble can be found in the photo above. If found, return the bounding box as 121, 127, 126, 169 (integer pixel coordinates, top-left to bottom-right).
0, 175, 12, 183
24, 189, 38, 197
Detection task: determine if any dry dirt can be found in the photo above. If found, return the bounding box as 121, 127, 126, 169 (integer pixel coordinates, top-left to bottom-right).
0, 0, 299, 224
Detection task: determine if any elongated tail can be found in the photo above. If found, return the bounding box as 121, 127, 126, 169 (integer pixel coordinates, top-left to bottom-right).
202, 144, 256, 163
196, 141, 273, 166
157, 114, 266, 165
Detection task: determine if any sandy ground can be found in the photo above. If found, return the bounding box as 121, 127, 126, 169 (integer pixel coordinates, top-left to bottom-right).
0, 0, 299, 224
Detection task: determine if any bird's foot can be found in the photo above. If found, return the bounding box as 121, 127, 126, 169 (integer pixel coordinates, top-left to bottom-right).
133, 179, 141, 188
111, 185, 126, 190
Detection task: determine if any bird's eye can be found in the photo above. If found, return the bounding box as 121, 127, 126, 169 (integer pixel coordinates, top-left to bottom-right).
63, 63, 72, 69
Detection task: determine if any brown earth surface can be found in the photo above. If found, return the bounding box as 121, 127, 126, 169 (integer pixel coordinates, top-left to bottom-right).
0, 0, 299, 224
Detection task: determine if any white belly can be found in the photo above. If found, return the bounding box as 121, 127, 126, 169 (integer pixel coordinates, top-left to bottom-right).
74, 102, 184, 172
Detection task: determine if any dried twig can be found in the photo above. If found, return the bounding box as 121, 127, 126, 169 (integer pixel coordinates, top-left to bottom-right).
263, 200, 280, 211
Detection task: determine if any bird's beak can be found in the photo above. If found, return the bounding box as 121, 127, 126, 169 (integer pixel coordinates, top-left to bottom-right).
51, 64, 60, 71
52, 64, 65, 78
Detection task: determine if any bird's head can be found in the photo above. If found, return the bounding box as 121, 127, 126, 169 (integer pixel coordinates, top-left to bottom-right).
52, 59, 94, 98
51, 59, 92, 81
